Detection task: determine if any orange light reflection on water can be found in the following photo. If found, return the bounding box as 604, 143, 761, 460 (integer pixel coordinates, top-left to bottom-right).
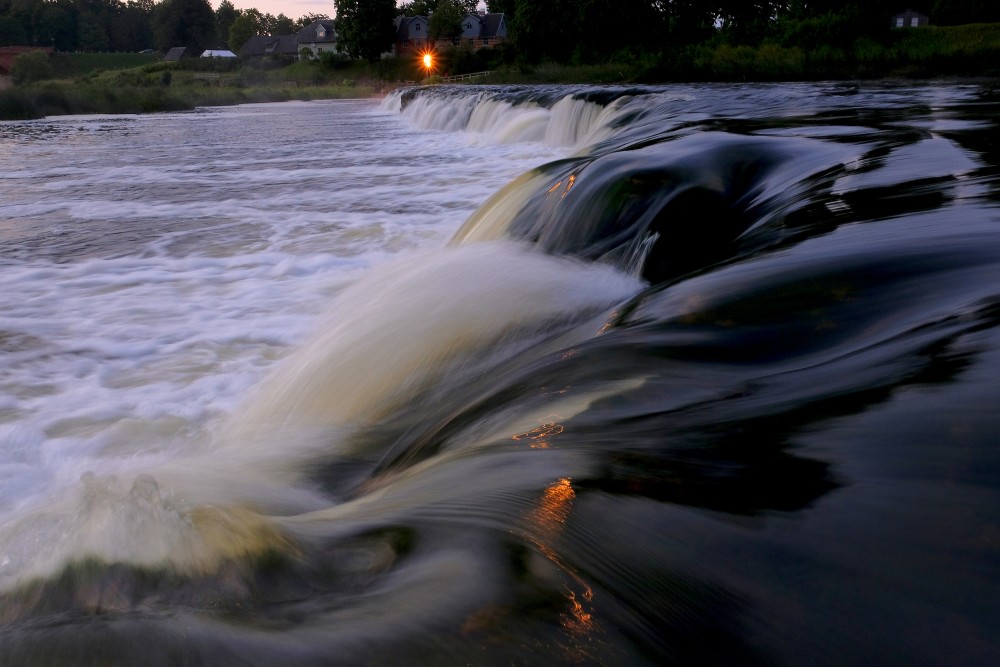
545, 173, 578, 199
512, 414, 565, 449
525, 477, 598, 644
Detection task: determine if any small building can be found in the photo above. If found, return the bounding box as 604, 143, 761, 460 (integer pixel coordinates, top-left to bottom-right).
200, 49, 237, 58
163, 47, 187, 62
296, 20, 339, 59
892, 9, 930, 28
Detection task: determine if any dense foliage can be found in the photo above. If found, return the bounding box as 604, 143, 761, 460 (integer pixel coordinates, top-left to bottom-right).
493, 1, 996, 66
0, 0, 322, 53
333, 0, 397, 63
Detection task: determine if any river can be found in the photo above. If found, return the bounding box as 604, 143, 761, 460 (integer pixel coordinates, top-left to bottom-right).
0, 83, 998, 665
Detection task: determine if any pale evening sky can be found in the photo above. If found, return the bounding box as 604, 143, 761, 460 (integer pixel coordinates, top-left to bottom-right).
218, 0, 336, 20
215, 1, 488, 21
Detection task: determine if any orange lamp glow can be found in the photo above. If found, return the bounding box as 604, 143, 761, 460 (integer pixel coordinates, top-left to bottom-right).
422, 52, 433, 72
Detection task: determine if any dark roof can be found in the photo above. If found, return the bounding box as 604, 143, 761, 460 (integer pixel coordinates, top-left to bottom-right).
480, 13, 506, 38
163, 47, 186, 62
395, 13, 504, 40
296, 20, 337, 44
240, 34, 299, 58
395, 16, 428, 40
893, 8, 929, 18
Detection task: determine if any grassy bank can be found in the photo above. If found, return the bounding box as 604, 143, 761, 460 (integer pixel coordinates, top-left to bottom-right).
0, 56, 401, 120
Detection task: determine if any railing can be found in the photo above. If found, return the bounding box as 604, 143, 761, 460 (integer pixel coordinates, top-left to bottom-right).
439, 70, 493, 83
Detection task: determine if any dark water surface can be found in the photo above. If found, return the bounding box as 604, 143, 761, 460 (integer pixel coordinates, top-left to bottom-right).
1, 84, 999, 665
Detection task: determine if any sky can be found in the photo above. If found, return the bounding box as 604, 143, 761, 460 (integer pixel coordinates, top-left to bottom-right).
216, 1, 488, 21
218, 1, 336, 20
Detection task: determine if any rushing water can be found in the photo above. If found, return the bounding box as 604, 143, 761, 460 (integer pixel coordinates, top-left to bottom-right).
0, 83, 998, 665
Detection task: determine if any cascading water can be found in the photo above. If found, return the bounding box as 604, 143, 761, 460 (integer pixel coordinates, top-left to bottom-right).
2, 84, 1000, 665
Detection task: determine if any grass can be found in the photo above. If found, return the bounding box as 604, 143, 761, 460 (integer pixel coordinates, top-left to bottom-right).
0, 55, 395, 120
51, 52, 161, 77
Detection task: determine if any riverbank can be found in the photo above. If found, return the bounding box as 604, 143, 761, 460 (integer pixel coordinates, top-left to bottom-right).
1, 22, 998, 121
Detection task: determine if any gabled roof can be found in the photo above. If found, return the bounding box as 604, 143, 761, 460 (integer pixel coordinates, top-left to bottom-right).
201, 49, 237, 58
296, 20, 337, 44
481, 13, 506, 38
164, 47, 186, 62
240, 35, 300, 58
394, 13, 505, 41
395, 16, 429, 41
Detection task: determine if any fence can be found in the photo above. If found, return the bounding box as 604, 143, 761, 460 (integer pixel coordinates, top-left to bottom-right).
439, 70, 493, 83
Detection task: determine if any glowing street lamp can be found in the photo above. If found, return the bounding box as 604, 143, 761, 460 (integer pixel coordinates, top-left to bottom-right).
421, 51, 434, 75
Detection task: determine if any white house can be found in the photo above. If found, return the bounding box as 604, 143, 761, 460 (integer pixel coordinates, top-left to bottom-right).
297, 20, 340, 59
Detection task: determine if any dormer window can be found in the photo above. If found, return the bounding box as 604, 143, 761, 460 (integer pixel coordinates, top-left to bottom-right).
317, 26, 326, 39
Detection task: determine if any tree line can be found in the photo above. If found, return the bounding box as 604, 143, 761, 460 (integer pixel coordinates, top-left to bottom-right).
3, 0, 997, 67
328, 0, 999, 68
488, 0, 1000, 65
0, 0, 329, 54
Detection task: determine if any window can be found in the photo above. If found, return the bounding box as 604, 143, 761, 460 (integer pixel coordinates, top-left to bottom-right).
896, 17, 905, 27
910, 17, 919, 27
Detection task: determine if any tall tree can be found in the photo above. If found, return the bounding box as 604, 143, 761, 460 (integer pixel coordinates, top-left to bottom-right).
215, 0, 239, 47
511, 0, 576, 63
575, 0, 666, 61
269, 13, 296, 35
398, 0, 435, 17
153, 0, 216, 51
333, 0, 397, 63
296, 13, 331, 28
111, 0, 155, 52
486, 0, 515, 14
0, 15, 29, 44
429, 0, 463, 42
716, 1, 785, 44
77, 9, 109, 51
36, 1, 77, 50
227, 11, 263, 52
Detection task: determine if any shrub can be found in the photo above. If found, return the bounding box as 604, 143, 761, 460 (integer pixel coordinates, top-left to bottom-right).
11, 51, 54, 86
0, 88, 40, 119
320, 50, 351, 70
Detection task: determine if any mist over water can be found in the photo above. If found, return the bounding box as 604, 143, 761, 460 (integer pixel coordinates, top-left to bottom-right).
1, 84, 1000, 665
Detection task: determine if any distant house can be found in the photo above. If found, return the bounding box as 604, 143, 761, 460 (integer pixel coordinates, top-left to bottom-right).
0, 46, 53, 76
461, 12, 508, 49
297, 20, 339, 59
892, 9, 930, 28
239, 35, 299, 60
163, 47, 187, 62
200, 49, 237, 58
394, 12, 507, 57
394, 16, 431, 57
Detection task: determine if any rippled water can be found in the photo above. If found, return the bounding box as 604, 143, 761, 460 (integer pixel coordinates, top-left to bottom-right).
1, 84, 999, 665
